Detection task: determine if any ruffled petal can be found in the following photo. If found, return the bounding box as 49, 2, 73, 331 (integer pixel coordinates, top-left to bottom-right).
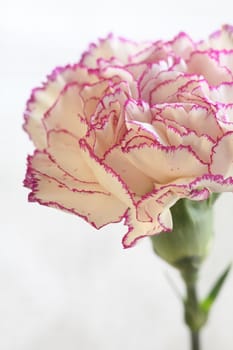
47, 130, 96, 182
187, 51, 233, 85
104, 145, 154, 196
210, 131, 233, 177
199, 25, 233, 50
122, 209, 166, 248
25, 152, 127, 229
24, 65, 99, 149
80, 34, 149, 68
168, 32, 196, 59
189, 174, 233, 193
156, 104, 222, 140
149, 74, 200, 105
123, 143, 208, 184
43, 83, 88, 138
209, 82, 233, 104
79, 139, 133, 206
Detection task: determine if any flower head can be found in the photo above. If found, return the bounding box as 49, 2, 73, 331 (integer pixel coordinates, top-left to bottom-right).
24, 25, 233, 247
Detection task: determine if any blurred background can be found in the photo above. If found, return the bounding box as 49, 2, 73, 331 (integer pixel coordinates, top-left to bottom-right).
1, 0, 233, 349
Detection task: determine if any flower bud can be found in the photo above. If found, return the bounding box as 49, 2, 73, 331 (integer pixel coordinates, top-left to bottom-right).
150, 197, 215, 269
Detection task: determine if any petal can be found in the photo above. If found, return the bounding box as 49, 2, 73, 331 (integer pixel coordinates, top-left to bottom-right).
26, 151, 101, 192
104, 145, 154, 196
136, 185, 181, 222
141, 71, 182, 104
47, 130, 96, 182
166, 128, 214, 162
200, 25, 233, 50
24, 65, 99, 149
158, 104, 223, 140
122, 209, 166, 248
80, 34, 148, 68
123, 143, 208, 184
217, 104, 233, 125
210, 131, 233, 177
43, 83, 88, 138
189, 174, 233, 193
209, 82, 233, 104
168, 32, 196, 59
218, 51, 233, 76
25, 165, 127, 229
149, 74, 198, 105
129, 41, 168, 64
187, 51, 232, 85
79, 79, 111, 119
79, 139, 133, 206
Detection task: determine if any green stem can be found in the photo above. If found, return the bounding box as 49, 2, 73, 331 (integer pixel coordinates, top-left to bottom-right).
186, 282, 200, 350
191, 330, 200, 350
181, 265, 206, 350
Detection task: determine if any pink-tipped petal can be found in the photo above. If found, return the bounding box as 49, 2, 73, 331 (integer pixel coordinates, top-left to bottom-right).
47, 130, 96, 182
200, 25, 233, 50
104, 145, 154, 196
124, 144, 208, 184
187, 51, 233, 85
24, 65, 99, 149
43, 83, 87, 138
79, 139, 133, 206
210, 132, 233, 177
122, 209, 167, 248
189, 174, 233, 193
80, 34, 149, 68
26, 168, 127, 229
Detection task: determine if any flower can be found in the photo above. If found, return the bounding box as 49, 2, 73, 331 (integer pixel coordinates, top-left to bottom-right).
24, 25, 233, 248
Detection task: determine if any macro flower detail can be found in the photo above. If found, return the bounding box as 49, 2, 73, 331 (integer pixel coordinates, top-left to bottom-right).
24, 25, 233, 247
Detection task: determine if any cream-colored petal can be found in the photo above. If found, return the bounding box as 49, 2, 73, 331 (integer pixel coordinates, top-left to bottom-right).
159, 104, 222, 140
218, 51, 233, 76
187, 52, 232, 85
199, 25, 233, 50
29, 151, 101, 192
124, 144, 208, 184
210, 132, 233, 177
209, 83, 233, 104
166, 128, 214, 162
104, 145, 154, 196
80, 140, 133, 206
28, 170, 127, 229
24, 66, 99, 149
137, 187, 179, 223
190, 175, 233, 194
169, 32, 195, 59
149, 74, 197, 105
47, 130, 96, 182
81, 34, 149, 68
122, 206, 170, 248
44, 83, 87, 138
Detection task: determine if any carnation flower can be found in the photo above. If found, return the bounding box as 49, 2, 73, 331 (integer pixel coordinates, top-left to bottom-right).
24, 25, 233, 248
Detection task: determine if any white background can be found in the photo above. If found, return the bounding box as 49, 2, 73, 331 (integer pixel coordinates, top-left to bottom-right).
1, 0, 233, 349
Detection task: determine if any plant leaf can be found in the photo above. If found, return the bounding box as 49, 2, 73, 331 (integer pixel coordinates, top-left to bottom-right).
200, 263, 232, 313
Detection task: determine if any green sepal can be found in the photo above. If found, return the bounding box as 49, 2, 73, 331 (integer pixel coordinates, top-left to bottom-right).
206, 192, 220, 206
151, 198, 214, 267
200, 263, 232, 313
